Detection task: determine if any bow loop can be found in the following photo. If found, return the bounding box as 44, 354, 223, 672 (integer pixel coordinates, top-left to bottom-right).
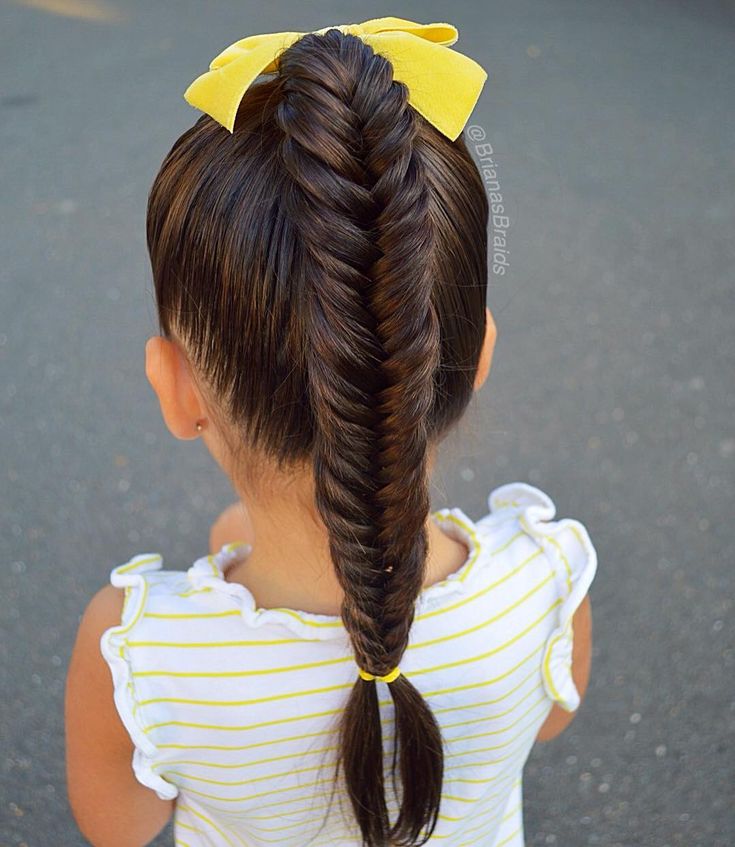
312, 16, 459, 45
183, 15, 487, 140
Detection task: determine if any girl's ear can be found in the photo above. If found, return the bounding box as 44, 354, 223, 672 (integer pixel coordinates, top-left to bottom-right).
473, 306, 497, 391
145, 336, 206, 440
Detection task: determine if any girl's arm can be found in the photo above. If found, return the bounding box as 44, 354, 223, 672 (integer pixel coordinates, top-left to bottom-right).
65, 584, 175, 846
535, 594, 593, 742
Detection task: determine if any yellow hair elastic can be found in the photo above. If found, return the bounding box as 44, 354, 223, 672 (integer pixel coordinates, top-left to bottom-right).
183, 16, 488, 141
358, 666, 402, 683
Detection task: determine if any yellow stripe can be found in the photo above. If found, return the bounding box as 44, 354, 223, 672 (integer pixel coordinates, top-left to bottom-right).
115, 554, 161, 574
441, 792, 484, 804
166, 758, 330, 788
446, 699, 549, 757
424, 642, 543, 699
207, 554, 219, 577
241, 799, 334, 822
546, 532, 573, 593
409, 597, 561, 676
495, 826, 522, 846
434, 774, 517, 823
173, 752, 523, 823
155, 743, 338, 771
133, 584, 557, 681
176, 587, 214, 597
502, 802, 521, 822
127, 573, 554, 656
127, 635, 316, 647
176, 769, 503, 827
493, 498, 521, 508
242, 799, 334, 827
161, 703, 544, 802
135, 652, 352, 678
167, 519, 532, 627
141, 685, 351, 723
214, 783, 345, 817
442, 780, 514, 844
175, 821, 207, 835
158, 726, 337, 751
408, 571, 552, 650
448, 696, 547, 746
415, 535, 541, 622
153, 686, 541, 772
201, 785, 335, 817
172, 775, 334, 804
240, 778, 517, 832
145, 609, 241, 619
442, 690, 548, 738
175, 777, 512, 816
542, 630, 566, 703
431, 513, 483, 583
175, 803, 237, 846
145, 643, 544, 734
166, 738, 497, 795
437, 666, 539, 724
240, 801, 337, 832
112, 578, 150, 638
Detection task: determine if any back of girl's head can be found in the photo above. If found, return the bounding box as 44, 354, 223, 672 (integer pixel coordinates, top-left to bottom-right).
146, 27, 488, 847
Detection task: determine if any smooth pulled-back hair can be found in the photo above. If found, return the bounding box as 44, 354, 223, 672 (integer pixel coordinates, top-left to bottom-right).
146, 28, 488, 847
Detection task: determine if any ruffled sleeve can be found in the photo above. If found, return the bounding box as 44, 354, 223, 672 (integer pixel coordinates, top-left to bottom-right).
98, 554, 180, 800
484, 482, 598, 712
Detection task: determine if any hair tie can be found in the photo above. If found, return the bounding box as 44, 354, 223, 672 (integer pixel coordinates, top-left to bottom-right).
183, 16, 488, 141
358, 666, 402, 683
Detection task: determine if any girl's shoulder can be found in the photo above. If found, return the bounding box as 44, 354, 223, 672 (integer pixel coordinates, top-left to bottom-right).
476, 480, 598, 611
476, 480, 598, 711
100, 480, 599, 634
475, 482, 598, 579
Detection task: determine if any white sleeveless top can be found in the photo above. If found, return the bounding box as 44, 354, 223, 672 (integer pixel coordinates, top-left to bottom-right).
100, 482, 597, 847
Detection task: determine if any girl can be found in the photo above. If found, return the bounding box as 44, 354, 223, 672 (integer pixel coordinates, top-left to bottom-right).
65, 17, 596, 847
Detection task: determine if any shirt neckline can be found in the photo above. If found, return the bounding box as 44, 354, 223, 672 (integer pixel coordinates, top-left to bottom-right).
184, 507, 490, 640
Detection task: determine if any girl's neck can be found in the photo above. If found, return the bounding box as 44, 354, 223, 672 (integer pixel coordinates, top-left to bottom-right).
223, 487, 471, 617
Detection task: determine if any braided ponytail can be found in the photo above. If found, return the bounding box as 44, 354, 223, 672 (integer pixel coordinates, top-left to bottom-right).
273, 30, 444, 845
147, 25, 489, 847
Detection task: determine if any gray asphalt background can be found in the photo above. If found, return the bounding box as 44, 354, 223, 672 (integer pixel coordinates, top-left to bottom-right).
1, 0, 733, 845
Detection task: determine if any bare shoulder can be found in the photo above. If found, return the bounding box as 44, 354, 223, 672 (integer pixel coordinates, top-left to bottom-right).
70, 583, 128, 663
85, 582, 127, 626
210, 500, 255, 554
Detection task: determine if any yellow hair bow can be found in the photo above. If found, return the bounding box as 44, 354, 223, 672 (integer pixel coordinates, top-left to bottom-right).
183, 16, 487, 141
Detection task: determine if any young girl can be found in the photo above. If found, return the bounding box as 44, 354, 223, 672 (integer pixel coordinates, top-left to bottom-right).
65, 17, 596, 847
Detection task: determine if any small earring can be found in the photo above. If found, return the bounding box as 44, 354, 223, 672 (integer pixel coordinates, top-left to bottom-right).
195, 419, 206, 433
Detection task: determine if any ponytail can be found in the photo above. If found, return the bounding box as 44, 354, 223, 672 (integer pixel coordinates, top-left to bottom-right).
276, 30, 443, 845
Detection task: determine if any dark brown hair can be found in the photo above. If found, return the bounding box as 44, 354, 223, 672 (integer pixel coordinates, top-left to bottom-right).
146, 28, 488, 847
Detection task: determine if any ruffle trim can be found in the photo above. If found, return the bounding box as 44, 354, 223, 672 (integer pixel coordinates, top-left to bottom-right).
99, 554, 179, 800
183, 505, 502, 641
486, 482, 598, 712
101, 481, 596, 710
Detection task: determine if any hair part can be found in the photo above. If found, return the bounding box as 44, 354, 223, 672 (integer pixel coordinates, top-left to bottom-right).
147, 28, 488, 847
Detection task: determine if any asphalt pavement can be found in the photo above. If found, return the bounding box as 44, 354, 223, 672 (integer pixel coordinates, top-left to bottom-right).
1, 1, 733, 844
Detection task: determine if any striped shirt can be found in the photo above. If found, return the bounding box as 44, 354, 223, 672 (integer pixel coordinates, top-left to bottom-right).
99, 481, 597, 846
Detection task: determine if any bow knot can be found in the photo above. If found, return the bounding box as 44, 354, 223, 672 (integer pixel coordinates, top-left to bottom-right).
183, 16, 487, 140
